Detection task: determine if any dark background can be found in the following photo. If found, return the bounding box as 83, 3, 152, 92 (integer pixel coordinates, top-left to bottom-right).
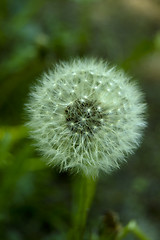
0, 0, 160, 239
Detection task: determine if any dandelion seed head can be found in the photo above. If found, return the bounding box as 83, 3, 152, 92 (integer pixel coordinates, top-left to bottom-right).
26, 58, 147, 177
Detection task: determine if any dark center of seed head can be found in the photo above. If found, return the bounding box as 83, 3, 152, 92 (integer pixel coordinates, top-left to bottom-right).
65, 99, 105, 135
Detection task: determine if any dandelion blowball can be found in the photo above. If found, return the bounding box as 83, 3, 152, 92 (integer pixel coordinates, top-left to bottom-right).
26, 59, 146, 177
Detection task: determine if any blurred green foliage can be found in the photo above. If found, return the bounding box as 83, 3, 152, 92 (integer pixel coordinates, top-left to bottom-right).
0, 0, 160, 239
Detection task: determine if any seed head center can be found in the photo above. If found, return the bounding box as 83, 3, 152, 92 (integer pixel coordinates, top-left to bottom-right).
65, 99, 105, 135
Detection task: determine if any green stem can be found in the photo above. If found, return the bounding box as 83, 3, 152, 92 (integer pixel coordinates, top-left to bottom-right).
69, 175, 97, 240
117, 221, 151, 240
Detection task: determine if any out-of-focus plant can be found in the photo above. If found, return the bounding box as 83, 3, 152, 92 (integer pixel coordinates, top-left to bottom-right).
0, 126, 46, 216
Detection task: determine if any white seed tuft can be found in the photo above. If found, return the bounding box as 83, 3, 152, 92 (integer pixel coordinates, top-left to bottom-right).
25, 58, 147, 177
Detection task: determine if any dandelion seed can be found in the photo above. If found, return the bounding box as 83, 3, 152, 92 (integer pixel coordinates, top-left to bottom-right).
25, 58, 147, 177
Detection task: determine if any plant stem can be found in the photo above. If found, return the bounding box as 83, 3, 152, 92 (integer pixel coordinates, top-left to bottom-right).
69, 175, 97, 240
117, 220, 151, 240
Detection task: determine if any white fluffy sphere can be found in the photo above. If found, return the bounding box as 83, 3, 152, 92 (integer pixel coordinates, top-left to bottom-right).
26, 59, 146, 177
